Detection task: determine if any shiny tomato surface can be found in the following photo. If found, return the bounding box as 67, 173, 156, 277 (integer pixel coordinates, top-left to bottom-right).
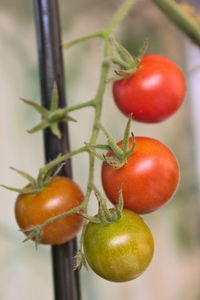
15, 176, 84, 245
83, 209, 154, 282
102, 137, 179, 214
113, 54, 186, 123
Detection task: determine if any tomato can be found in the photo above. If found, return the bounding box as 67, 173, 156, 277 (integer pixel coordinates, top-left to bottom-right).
102, 137, 179, 214
15, 176, 84, 245
83, 208, 154, 282
113, 54, 186, 123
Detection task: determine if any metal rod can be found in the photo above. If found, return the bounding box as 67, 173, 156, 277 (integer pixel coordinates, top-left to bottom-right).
33, 1, 81, 299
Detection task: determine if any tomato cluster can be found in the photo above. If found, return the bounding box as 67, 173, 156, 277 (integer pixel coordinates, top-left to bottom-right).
84, 55, 185, 282
13, 52, 185, 283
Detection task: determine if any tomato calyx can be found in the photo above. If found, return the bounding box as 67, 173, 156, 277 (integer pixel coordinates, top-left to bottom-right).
74, 184, 124, 270
91, 183, 124, 224
78, 184, 124, 226
96, 118, 135, 168
0, 156, 65, 195
74, 249, 88, 270
21, 83, 76, 139
106, 38, 148, 82
21, 225, 43, 248
85, 118, 135, 168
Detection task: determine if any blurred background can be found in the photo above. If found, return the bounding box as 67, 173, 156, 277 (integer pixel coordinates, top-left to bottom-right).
0, 0, 200, 299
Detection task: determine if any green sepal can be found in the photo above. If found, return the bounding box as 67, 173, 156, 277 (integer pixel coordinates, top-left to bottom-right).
78, 211, 101, 224
50, 122, 61, 139
96, 122, 124, 157
122, 117, 132, 152
10, 167, 37, 186
27, 120, 49, 134
0, 153, 67, 195
21, 225, 42, 249
0, 185, 41, 195
91, 184, 113, 223
21, 98, 48, 116
102, 155, 125, 169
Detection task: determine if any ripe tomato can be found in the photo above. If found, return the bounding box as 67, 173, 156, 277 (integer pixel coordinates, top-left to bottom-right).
15, 176, 84, 245
113, 54, 186, 123
83, 209, 154, 282
102, 137, 179, 214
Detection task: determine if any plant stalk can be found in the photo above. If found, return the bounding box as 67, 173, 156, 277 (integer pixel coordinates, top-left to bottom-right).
151, 0, 200, 45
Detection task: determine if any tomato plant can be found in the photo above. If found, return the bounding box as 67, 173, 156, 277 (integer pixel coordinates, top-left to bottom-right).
3, 0, 195, 285
102, 136, 179, 214
113, 54, 186, 123
15, 176, 84, 245
83, 209, 154, 282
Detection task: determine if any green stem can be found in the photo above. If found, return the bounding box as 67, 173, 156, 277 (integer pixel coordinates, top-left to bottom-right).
38, 146, 88, 180
105, 0, 137, 35
151, 0, 200, 45
84, 38, 110, 198
41, 203, 85, 228
63, 31, 104, 49
62, 99, 96, 113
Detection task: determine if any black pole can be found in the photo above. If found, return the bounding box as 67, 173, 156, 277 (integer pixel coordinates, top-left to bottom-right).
33, 1, 81, 300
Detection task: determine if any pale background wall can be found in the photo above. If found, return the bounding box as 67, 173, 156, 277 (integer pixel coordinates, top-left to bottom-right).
0, 1, 200, 300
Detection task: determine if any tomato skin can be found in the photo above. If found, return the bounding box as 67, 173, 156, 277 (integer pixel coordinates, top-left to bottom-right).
83, 209, 154, 282
15, 176, 84, 245
102, 137, 179, 214
113, 54, 186, 123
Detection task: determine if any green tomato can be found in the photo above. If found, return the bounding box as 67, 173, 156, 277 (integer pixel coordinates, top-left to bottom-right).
83, 209, 154, 282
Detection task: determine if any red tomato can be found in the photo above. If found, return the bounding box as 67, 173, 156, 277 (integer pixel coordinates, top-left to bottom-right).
113, 54, 186, 123
102, 137, 179, 214
15, 176, 84, 245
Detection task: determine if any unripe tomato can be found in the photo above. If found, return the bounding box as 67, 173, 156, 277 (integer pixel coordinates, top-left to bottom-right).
83, 209, 154, 282
15, 176, 84, 245
102, 137, 179, 214
113, 54, 186, 123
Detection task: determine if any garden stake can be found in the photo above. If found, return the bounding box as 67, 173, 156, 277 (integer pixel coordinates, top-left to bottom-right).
33, 0, 81, 299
